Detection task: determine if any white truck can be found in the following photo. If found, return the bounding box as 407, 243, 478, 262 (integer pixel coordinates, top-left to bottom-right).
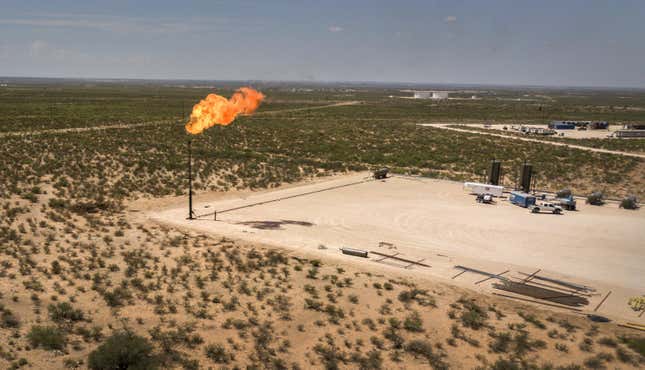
529, 202, 563, 214
463, 182, 504, 197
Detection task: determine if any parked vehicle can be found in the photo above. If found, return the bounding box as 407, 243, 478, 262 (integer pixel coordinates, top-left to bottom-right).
529, 202, 563, 214
556, 195, 577, 211
509, 191, 536, 208
476, 193, 494, 204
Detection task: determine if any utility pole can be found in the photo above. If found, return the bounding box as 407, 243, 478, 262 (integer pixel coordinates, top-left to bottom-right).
187, 139, 195, 220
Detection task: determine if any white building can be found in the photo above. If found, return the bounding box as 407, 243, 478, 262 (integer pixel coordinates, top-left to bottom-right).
413, 91, 449, 100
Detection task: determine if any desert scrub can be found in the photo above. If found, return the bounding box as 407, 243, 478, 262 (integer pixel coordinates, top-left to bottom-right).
403, 311, 424, 332
88, 331, 158, 370
27, 325, 66, 350
456, 297, 488, 330
205, 343, 233, 364
48, 302, 85, 324
517, 311, 545, 329
0, 308, 20, 328
405, 339, 448, 369
398, 288, 436, 307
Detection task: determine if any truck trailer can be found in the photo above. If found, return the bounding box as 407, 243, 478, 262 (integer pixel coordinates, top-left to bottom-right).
463, 182, 504, 197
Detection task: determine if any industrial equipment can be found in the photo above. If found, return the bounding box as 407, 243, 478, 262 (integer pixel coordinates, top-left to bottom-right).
488, 160, 501, 185
373, 168, 389, 180
520, 163, 533, 193
509, 191, 536, 208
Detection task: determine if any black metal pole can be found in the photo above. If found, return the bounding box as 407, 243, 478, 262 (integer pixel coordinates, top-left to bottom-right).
188, 139, 194, 219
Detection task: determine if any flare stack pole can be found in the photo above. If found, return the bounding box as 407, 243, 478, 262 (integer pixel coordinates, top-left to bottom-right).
187, 139, 195, 220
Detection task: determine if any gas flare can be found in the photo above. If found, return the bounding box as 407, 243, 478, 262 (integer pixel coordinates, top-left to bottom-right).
185, 87, 265, 134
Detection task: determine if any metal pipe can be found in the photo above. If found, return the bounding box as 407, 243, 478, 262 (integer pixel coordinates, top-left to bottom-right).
187, 139, 195, 220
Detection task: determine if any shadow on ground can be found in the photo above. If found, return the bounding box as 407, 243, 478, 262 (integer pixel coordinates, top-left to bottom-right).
236, 219, 314, 230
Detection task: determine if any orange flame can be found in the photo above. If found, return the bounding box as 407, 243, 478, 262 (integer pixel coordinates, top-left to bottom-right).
185, 87, 265, 135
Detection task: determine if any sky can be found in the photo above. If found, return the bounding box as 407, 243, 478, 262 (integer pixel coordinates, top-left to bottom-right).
0, 0, 644, 88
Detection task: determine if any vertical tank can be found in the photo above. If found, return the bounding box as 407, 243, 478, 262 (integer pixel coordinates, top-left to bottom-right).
488, 160, 501, 185
520, 163, 533, 193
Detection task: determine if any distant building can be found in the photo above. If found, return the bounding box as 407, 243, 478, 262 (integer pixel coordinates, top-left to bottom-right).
413, 91, 449, 100
431, 91, 449, 100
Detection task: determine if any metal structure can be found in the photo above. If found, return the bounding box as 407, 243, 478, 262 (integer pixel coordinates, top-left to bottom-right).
488, 160, 501, 185
520, 163, 533, 193
371, 251, 430, 268
454, 264, 594, 308
187, 140, 196, 220
340, 247, 369, 258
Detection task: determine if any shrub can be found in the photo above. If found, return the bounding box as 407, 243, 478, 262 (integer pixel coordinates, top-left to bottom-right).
403, 311, 424, 332
352, 349, 382, 370
518, 311, 545, 329
405, 339, 448, 369
27, 325, 66, 350
398, 289, 435, 307
88, 331, 158, 370
102, 287, 132, 307
619, 195, 639, 210
1, 309, 20, 328
620, 336, 645, 357
458, 298, 488, 330
586, 191, 604, 205
205, 343, 232, 364
48, 302, 85, 324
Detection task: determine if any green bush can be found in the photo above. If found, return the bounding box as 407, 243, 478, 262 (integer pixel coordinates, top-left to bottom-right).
205, 343, 232, 364
586, 191, 604, 205
48, 302, 85, 324
27, 325, 66, 350
405, 339, 448, 369
403, 311, 424, 332
88, 331, 158, 370
1, 309, 20, 328
619, 195, 639, 210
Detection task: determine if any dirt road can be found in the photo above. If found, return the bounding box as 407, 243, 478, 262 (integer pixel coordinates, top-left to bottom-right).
255, 100, 360, 115
423, 124, 645, 159
1, 101, 362, 137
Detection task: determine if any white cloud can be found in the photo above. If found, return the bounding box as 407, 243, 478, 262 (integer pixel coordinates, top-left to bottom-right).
0, 14, 214, 34
328, 26, 343, 33
444, 16, 457, 23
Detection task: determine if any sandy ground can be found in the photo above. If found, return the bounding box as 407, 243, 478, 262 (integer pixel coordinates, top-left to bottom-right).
423, 124, 645, 158
151, 173, 645, 323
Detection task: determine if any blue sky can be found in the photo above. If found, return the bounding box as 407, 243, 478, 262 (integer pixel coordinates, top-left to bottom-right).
0, 0, 644, 87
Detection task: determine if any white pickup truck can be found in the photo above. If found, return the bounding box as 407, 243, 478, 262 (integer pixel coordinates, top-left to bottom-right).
529, 202, 563, 214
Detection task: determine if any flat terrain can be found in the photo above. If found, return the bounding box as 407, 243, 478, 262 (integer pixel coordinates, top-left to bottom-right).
1, 80, 644, 369
154, 173, 645, 322
425, 124, 645, 158
466, 124, 625, 140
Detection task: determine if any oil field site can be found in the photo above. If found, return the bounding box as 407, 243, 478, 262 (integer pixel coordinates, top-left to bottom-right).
0, 78, 644, 370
